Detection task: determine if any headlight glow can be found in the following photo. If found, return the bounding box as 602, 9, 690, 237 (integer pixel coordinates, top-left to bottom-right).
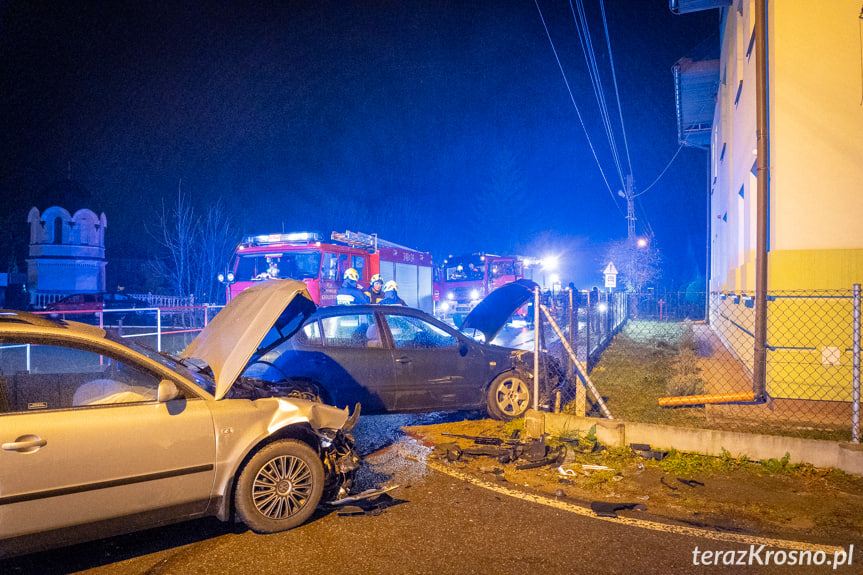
470, 289, 480, 300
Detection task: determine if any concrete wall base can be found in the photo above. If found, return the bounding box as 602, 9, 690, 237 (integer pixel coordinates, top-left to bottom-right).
524, 410, 863, 476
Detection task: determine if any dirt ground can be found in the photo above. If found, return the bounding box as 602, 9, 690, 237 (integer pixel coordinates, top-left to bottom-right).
404, 418, 863, 544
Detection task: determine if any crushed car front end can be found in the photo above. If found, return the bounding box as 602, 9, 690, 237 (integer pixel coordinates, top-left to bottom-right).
206, 396, 361, 524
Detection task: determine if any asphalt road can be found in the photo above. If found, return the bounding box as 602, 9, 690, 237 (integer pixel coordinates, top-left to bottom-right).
2, 414, 857, 575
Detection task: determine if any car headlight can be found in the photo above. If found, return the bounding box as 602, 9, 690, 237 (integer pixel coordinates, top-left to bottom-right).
440, 302, 450, 312
446, 292, 455, 300
470, 289, 480, 300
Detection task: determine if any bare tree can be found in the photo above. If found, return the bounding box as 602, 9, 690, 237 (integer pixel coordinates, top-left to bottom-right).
192, 199, 236, 304
150, 182, 238, 304
605, 237, 663, 293
151, 182, 197, 300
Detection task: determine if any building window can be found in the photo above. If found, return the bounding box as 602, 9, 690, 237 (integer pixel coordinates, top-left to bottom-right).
746, 28, 756, 60
53, 218, 63, 245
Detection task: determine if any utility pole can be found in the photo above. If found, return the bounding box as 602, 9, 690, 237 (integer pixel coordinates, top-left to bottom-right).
617, 174, 637, 292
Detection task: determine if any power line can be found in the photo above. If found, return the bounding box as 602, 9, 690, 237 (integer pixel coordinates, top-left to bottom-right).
570, 0, 626, 190
533, 0, 624, 216
598, 0, 633, 180
633, 144, 684, 198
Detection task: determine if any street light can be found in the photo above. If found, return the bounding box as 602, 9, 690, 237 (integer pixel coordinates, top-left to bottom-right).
540, 255, 560, 289
541, 255, 559, 271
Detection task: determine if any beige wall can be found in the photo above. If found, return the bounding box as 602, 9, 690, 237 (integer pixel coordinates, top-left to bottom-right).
770, 1, 863, 252
710, 0, 863, 293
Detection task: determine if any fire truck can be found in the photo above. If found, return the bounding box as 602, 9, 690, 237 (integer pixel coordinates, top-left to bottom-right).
433, 253, 539, 323
221, 231, 434, 312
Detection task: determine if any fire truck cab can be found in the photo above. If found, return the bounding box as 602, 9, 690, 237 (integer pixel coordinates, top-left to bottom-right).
223, 231, 433, 312
434, 253, 532, 324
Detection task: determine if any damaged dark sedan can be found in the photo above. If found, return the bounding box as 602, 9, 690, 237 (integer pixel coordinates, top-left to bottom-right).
242, 279, 568, 420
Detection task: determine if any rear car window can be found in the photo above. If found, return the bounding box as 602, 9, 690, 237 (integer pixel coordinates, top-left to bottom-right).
321, 314, 376, 348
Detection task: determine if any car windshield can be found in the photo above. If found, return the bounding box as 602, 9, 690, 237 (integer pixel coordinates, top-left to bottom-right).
235, 251, 322, 282
128, 341, 217, 395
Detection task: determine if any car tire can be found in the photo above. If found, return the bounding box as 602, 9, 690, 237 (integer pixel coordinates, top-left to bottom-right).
235, 439, 324, 533
486, 371, 532, 421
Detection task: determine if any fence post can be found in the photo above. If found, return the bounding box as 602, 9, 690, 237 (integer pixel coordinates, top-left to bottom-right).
567, 289, 573, 377
533, 287, 540, 411
853, 283, 860, 443
585, 291, 592, 372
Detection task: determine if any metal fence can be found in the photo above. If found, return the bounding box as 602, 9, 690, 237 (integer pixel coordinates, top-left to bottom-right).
33, 305, 223, 355
31, 286, 863, 442
542, 286, 862, 442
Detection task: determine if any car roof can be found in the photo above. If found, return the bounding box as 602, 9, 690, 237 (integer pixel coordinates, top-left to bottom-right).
0, 310, 107, 338
310, 304, 433, 320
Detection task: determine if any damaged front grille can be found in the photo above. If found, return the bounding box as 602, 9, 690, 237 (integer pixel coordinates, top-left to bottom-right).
508, 349, 572, 411
321, 429, 360, 501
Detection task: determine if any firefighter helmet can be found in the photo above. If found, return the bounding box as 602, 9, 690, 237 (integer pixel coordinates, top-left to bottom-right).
344, 268, 359, 281
383, 280, 398, 292
370, 273, 382, 285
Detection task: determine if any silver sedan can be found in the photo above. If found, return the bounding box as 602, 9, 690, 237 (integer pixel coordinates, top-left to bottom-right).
0, 280, 359, 558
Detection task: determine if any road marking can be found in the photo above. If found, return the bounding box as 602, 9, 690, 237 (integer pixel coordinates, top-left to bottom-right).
427, 460, 842, 554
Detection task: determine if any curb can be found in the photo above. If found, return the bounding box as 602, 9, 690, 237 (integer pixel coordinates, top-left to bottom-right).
524, 410, 863, 476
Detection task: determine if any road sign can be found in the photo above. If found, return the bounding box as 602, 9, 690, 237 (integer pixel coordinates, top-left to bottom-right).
604, 261, 618, 288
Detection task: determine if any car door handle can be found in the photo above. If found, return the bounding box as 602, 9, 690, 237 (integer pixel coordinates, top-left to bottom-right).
2, 436, 47, 452
395, 357, 412, 364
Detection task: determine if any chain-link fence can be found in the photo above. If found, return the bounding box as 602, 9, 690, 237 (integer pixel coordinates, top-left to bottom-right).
540, 287, 862, 442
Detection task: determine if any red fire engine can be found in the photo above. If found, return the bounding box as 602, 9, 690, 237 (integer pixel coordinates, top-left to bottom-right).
433, 253, 539, 322
221, 231, 433, 311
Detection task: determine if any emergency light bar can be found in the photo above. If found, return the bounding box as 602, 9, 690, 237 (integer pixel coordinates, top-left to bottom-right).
242, 232, 322, 246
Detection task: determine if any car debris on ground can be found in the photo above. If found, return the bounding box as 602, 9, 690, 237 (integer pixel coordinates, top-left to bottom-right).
328, 485, 404, 517
430, 431, 654, 518
589, 501, 647, 519
630, 442, 668, 461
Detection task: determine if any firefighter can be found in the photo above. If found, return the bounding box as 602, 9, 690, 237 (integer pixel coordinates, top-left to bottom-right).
366, 274, 385, 303
379, 280, 406, 306
337, 268, 369, 305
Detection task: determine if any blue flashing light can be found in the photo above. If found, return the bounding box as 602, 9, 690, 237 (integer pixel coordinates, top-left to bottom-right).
243, 232, 322, 245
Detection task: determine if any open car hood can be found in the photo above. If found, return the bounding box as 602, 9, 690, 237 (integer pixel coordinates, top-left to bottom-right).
460, 279, 539, 343
180, 279, 315, 400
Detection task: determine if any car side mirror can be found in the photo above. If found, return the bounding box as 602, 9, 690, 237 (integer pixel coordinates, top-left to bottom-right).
157, 380, 180, 402
459, 341, 469, 357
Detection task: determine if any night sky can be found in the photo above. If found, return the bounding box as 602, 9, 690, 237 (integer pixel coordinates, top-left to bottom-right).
1, 1, 717, 289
